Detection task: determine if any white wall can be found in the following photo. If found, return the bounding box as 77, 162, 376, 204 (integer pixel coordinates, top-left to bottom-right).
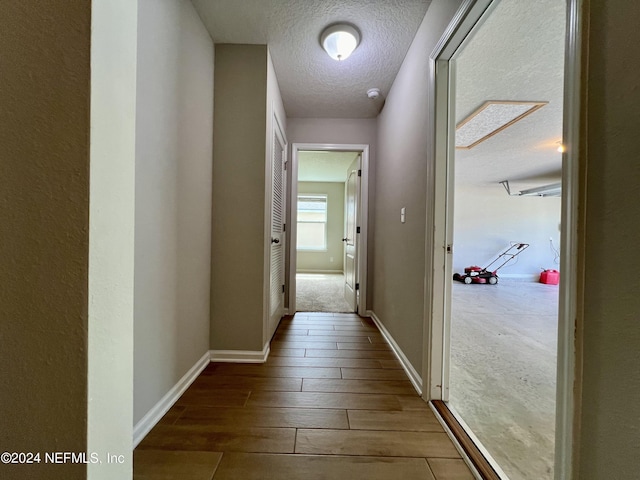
453, 186, 561, 277
89, 1, 138, 478
373, 0, 464, 373
297, 182, 345, 272
134, 0, 213, 424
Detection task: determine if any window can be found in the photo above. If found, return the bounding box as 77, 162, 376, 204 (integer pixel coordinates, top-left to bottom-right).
297, 194, 327, 250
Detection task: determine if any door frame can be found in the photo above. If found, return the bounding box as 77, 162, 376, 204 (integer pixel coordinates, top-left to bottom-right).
422, 1, 584, 479
289, 143, 370, 315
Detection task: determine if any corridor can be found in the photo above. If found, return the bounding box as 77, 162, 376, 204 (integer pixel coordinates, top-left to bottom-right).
134, 313, 473, 479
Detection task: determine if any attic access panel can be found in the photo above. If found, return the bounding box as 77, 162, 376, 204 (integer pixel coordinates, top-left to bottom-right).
455, 101, 547, 149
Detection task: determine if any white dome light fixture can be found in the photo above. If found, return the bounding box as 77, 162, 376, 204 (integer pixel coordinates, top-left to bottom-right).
320, 24, 360, 61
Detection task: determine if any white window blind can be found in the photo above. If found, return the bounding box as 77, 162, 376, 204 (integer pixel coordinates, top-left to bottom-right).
297, 194, 328, 250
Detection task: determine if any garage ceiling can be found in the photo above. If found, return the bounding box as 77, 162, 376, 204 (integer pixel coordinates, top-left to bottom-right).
454, 0, 566, 191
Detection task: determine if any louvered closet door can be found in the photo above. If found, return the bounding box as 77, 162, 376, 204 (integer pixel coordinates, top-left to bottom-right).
269, 122, 286, 337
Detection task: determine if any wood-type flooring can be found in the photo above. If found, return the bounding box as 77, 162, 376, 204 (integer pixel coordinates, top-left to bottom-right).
134, 313, 475, 479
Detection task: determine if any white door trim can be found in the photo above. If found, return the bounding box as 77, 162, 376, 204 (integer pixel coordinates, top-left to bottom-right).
422, 1, 583, 479
289, 143, 369, 315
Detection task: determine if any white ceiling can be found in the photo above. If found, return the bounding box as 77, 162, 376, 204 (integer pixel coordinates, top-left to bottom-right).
191, 0, 431, 118
454, 0, 566, 191
298, 151, 359, 183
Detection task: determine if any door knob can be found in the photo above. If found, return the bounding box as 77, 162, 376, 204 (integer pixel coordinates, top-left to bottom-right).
342, 238, 348, 242
271, 238, 280, 244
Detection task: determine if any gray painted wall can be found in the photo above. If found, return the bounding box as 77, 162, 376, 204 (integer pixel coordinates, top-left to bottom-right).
297, 182, 345, 272
453, 186, 561, 277
0, 3, 91, 479
577, 1, 640, 477
134, 0, 213, 424
211, 45, 271, 352
286, 118, 377, 308
210, 45, 286, 351
373, 0, 464, 373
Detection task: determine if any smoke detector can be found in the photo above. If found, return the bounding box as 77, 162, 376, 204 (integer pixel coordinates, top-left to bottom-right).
367, 88, 381, 99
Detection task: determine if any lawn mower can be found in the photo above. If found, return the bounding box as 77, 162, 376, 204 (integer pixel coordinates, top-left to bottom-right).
453, 243, 529, 285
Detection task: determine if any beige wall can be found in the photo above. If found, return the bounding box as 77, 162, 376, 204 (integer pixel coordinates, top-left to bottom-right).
373, 0, 464, 372
134, 0, 214, 424
211, 45, 268, 351
297, 182, 345, 272
0, 2, 91, 479
577, 1, 640, 477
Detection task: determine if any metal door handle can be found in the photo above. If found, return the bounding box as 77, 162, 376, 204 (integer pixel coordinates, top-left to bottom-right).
342, 238, 348, 242
271, 238, 280, 244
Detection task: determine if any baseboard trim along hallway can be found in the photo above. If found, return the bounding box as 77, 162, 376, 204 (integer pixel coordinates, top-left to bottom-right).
210, 343, 271, 364
133, 350, 211, 448
367, 310, 423, 395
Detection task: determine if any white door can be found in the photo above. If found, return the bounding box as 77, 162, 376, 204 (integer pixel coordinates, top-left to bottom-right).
269, 122, 286, 336
343, 160, 360, 311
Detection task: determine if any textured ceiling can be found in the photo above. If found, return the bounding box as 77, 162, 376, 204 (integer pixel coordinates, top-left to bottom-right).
454, 0, 566, 191
191, 0, 431, 118
298, 151, 359, 183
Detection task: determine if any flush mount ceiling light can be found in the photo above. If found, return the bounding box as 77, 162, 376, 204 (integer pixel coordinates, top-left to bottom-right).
320, 24, 360, 61
456, 101, 548, 149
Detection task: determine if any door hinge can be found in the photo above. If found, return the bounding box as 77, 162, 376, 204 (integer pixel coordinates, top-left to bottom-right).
283, 223, 286, 232
282, 284, 285, 293
358, 169, 362, 177
284, 161, 288, 170
356, 226, 361, 234
355, 283, 360, 291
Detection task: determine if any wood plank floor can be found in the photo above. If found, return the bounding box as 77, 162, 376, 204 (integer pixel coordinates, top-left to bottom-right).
134, 313, 474, 480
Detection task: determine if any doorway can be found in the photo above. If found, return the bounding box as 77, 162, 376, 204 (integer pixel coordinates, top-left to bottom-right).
425, 1, 581, 479
289, 144, 370, 314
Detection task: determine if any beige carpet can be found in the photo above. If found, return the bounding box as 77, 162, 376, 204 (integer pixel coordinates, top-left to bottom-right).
295, 273, 353, 312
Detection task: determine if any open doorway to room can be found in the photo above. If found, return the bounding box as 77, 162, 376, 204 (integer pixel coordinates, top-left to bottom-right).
426, 1, 576, 479
449, 1, 565, 478
289, 144, 369, 314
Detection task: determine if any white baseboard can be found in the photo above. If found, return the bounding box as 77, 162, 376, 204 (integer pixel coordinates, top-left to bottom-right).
498, 273, 539, 281
368, 311, 423, 395
133, 350, 210, 448
296, 269, 344, 274
210, 343, 270, 363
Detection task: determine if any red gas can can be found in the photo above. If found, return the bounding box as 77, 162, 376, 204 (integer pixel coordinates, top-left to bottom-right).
540, 269, 560, 285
